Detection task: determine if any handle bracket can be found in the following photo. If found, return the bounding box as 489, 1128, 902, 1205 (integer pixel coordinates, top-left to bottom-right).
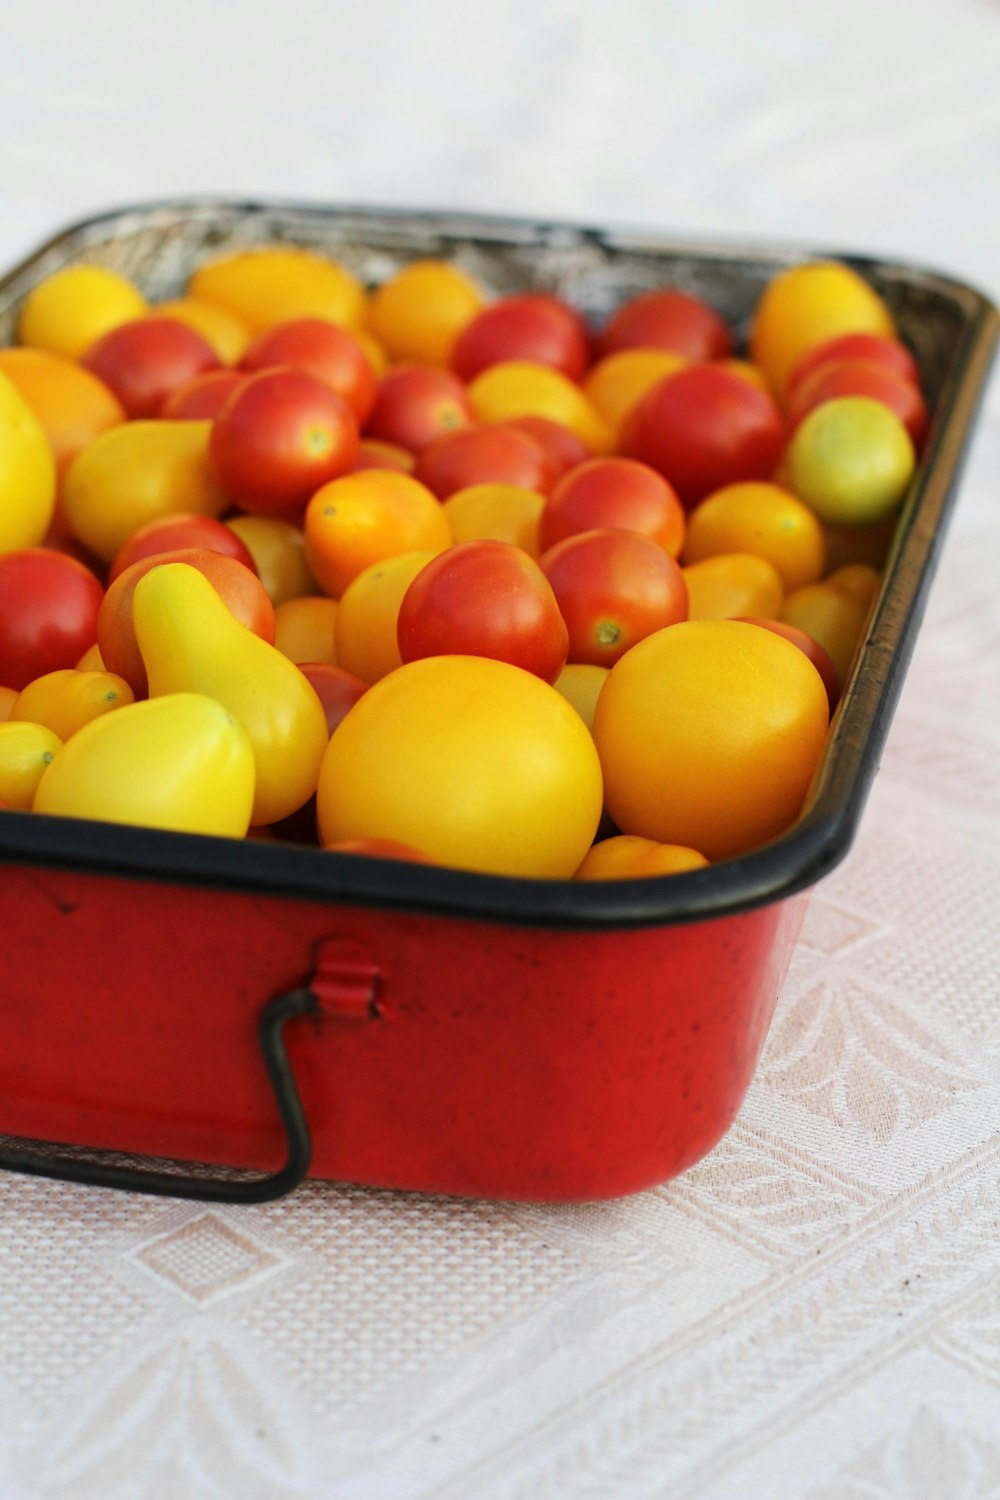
0, 985, 318, 1203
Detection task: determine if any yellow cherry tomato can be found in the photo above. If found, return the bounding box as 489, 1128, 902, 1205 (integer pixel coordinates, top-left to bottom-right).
189, 247, 366, 335
0, 721, 62, 808
0, 370, 57, 553
156, 297, 252, 365
62, 420, 226, 563
787, 396, 915, 526
592, 619, 829, 861
683, 482, 826, 591
367, 259, 485, 366
553, 663, 610, 731
750, 261, 896, 400
781, 582, 871, 683
11, 669, 134, 741
273, 596, 338, 666
225, 515, 317, 605
316, 655, 604, 878
467, 362, 614, 455
0, 348, 126, 479
17, 265, 148, 360
682, 552, 785, 620
76, 642, 106, 671
304, 470, 452, 599
33, 693, 255, 836
825, 562, 881, 607
575, 835, 709, 880
442, 483, 545, 556
582, 349, 688, 436
334, 551, 435, 684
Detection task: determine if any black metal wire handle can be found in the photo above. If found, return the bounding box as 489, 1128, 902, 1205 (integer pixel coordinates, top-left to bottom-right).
0, 986, 318, 1203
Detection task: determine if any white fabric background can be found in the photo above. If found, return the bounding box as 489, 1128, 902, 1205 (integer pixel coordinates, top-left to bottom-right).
1, 3, 998, 1497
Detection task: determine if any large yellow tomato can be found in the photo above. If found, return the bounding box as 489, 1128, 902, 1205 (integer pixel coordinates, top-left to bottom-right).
316, 655, 604, 877
592, 619, 829, 861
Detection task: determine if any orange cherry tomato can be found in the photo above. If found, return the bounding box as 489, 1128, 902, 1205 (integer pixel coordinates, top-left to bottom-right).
304, 470, 451, 599
11, 668, 134, 741
575, 836, 709, 879
682, 481, 826, 591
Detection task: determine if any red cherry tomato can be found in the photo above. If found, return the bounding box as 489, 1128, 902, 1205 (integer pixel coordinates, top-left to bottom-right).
81, 315, 220, 418
451, 294, 590, 382
787, 332, 920, 397
414, 424, 556, 498
539, 456, 686, 558
161, 368, 247, 420
296, 661, 369, 736
625, 364, 786, 508
598, 289, 731, 362
0, 548, 104, 691
364, 365, 474, 453
738, 616, 840, 715
98, 548, 276, 696
397, 540, 569, 682
210, 368, 359, 516
540, 528, 689, 666
786, 359, 928, 449
241, 318, 377, 426
499, 416, 590, 479
109, 512, 259, 582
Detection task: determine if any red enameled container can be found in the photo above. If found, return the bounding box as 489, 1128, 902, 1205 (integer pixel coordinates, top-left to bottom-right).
0, 202, 995, 1203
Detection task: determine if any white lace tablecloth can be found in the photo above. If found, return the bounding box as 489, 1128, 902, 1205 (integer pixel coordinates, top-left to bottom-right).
1, 2, 998, 1496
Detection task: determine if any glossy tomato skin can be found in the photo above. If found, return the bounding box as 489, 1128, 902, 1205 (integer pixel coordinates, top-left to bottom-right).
540, 528, 689, 666
625, 364, 786, 509
785, 359, 928, 449
787, 332, 920, 397
414, 424, 556, 498
397, 540, 569, 682
499, 416, 590, 480
364, 365, 474, 453
539, 456, 686, 558
81, 316, 221, 418
161, 369, 246, 420
109, 512, 259, 582
0, 548, 104, 691
737, 617, 840, 714
210, 368, 359, 516
98, 547, 276, 697
451, 294, 590, 382
241, 318, 377, 426
598, 289, 731, 362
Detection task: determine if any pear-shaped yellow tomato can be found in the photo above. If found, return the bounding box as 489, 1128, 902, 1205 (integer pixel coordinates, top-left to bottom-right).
592, 619, 829, 861
0, 370, 57, 553
62, 420, 226, 563
189, 247, 366, 335
10, 669, 134, 741
317, 655, 604, 878
133, 563, 329, 826
17, 265, 148, 360
33, 692, 254, 836
0, 721, 62, 808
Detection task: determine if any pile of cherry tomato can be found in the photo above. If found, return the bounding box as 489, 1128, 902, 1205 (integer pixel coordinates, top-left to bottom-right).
0, 239, 927, 879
